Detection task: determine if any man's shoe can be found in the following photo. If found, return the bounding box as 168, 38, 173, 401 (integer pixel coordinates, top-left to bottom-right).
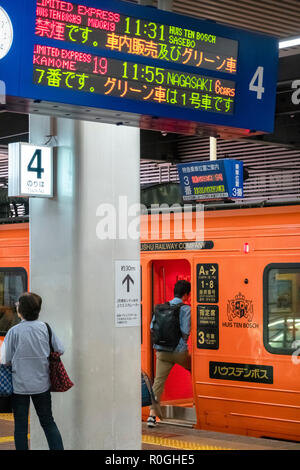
147, 416, 156, 427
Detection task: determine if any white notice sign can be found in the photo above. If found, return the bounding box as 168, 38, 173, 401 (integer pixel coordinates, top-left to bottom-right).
115, 260, 140, 327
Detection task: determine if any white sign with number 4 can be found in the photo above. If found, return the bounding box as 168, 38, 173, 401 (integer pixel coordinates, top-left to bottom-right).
8, 143, 53, 198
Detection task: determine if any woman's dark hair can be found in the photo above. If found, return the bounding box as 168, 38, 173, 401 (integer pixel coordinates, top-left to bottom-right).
174, 280, 191, 298
18, 292, 42, 321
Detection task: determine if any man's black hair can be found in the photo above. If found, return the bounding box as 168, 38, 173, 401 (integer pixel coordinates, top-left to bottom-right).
174, 280, 191, 298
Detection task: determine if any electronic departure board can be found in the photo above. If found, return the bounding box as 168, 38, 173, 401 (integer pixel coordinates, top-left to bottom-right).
35, 1, 238, 74
33, 45, 236, 114
0, 0, 279, 136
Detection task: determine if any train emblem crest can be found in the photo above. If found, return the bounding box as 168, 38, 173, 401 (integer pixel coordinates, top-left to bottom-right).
227, 293, 254, 322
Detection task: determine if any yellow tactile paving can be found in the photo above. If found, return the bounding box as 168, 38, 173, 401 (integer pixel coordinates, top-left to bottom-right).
0, 414, 14, 422
0, 436, 14, 443
142, 434, 233, 450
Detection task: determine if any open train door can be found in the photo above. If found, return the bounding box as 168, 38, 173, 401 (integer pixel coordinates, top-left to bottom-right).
151, 259, 195, 425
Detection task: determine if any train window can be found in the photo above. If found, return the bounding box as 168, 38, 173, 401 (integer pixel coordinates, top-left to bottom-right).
0, 268, 27, 336
264, 264, 300, 354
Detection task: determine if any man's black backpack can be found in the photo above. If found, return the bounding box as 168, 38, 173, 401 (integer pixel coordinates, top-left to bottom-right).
151, 302, 183, 350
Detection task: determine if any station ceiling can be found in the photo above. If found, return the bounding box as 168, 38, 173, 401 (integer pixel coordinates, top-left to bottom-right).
168, 0, 300, 39
133, 0, 300, 39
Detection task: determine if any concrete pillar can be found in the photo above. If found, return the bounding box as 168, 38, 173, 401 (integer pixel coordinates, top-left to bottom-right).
29, 115, 141, 450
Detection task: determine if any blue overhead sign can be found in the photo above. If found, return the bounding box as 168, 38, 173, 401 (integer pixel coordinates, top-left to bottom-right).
0, 0, 278, 136
177, 159, 243, 201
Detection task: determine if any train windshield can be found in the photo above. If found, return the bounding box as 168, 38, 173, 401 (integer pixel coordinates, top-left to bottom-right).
265, 266, 300, 353
0, 269, 27, 336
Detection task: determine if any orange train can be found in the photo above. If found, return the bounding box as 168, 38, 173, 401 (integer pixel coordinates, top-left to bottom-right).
140, 204, 300, 441
1, 204, 300, 441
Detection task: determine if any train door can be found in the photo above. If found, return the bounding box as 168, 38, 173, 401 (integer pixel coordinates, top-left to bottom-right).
152, 259, 195, 423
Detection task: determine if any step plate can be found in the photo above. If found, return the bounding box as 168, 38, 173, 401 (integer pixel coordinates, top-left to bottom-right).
160, 405, 197, 427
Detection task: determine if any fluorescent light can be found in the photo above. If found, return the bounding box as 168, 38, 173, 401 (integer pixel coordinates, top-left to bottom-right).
279, 37, 300, 49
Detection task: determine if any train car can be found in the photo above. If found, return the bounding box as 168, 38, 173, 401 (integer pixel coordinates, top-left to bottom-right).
1, 204, 300, 442
141, 203, 300, 441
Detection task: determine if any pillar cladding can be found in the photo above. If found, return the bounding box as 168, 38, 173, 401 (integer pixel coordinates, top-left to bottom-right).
29, 115, 141, 450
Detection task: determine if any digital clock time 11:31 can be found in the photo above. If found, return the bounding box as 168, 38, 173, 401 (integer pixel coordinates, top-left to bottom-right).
35, 0, 238, 74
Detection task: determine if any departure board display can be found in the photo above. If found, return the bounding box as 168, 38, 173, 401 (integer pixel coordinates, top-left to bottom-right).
35, 0, 238, 74
0, 0, 279, 136
33, 44, 236, 114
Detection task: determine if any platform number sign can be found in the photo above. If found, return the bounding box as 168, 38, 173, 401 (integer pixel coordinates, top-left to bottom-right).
249, 66, 265, 100
8, 143, 53, 198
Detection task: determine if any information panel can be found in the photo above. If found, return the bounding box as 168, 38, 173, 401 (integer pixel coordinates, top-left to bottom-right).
177, 159, 243, 201
33, 44, 235, 114
0, 0, 279, 136
197, 305, 219, 349
197, 263, 218, 303
115, 260, 140, 327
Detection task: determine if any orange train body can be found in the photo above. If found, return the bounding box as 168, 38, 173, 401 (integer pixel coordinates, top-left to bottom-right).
1, 205, 300, 441
141, 205, 300, 441
0, 222, 29, 270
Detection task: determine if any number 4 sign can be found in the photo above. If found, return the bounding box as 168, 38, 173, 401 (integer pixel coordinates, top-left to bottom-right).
8, 142, 53, 198
249, 66, 265, 100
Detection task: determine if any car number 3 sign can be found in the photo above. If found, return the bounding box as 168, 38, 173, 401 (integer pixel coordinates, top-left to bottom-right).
8, 143, 53, 198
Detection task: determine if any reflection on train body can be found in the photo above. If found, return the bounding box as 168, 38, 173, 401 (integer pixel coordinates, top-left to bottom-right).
0, 224, 29, 352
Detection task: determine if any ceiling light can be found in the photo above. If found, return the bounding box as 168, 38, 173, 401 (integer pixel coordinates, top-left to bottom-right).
279, 37, 300, 49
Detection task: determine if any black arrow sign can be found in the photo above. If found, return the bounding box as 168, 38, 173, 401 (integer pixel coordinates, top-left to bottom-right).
122, 274, 134, 293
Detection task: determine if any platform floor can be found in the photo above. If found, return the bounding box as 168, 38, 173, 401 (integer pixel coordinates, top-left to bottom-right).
141, 422, 300, 450
0, 414, 15, 450
2, 413, 300, 450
